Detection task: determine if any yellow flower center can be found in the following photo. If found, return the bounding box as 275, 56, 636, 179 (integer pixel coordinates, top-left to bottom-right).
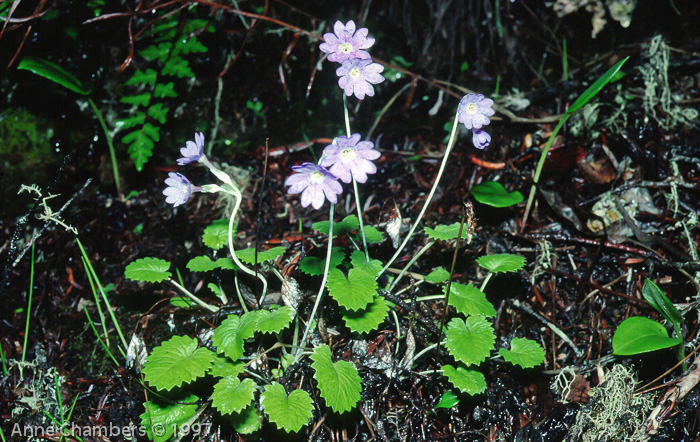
310, 171, 324, 183
350, 67, 361, 78
466, 103, 478, 114
339, 42, 353, 53
340, 149, 357, 161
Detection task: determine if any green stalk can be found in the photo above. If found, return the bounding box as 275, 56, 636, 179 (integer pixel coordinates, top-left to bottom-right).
168, 279, 218, 312
87, 98, 122, 201
22, 244, 35, 363
83, 307, 120, 367
82, 255, 110, 347
295, 203, 334, 361
387, 240, 435, 293
0, 344, 7, 376
562, 36, 569, 82
379, 110, 461, 276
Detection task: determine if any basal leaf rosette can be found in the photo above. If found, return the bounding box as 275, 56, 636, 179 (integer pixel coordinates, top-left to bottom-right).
261, 382, 314, 433
310, 345, 362, 413
442, 364, 487, 395
446, 283, 497, 317
476, 253, 526, 273
140, 393, 199, 442
445, 316, 495, 366
143, 335, 214, 390
125, 257, 172, 283
213, 313, 259, 361
342, 294, 389, 334
498, 337, 545, 368
326, 254, 379, 311
208, 355, 246, 378
212, 376, 257, 415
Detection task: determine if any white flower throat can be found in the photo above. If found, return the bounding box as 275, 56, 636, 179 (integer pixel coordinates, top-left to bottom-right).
466, 103, 478, 114
350, 68, 361, 78
339, 43, 353, 53
310, 171, 325, 183
340, 149, 357, 162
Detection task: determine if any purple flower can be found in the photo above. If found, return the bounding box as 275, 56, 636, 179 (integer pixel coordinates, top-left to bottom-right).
472, 129, 491, 149
176, 132, 206, 165
336, 59, 385, 100
163, 172, 195, 207
457, 94, 495, 130
319, 134, 380, 183
319, 20, 375, 63
284, 163, 343, 210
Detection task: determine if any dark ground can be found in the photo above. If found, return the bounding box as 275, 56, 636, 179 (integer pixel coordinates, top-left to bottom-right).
1, 1, 700, 441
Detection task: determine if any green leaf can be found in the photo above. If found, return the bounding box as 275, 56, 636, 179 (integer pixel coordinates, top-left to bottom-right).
208, 355, 245, 378
435, 390, 460, 409
203, 219, 231, 250
476, 254, 526, 273
208, 283, 225, 300
424, 223, 469, 241
445, 316, 495, 366
213, 313, 259, 361
442, 364, 487, 395
140, 42, 172, 62
223, 405, 260, 434
148, 102, 169, 124
235, 246, 286, 265
642, 279, 682, 327
357, 225, 384, 244
140, 393, 199, 442
499, 338, 545, 368
613, 316, 682, 356
115, 112, 146, 130
122, 125, 158, 172
216, 258, 237, 270
176, 37, 208, 54
349, 250, 383, 275
186, 255, 220, 272
326, 265, 377, 311
299, 247, 346, 276
471, 181, 524, 208
163, 56, 194, 78
120, 93, 151, 106
125, 68, 157, 87
212, 377, 257, 415
446, 283, 496, 317
254, 307, 295, 335
567, 56, 629, 113
18, 56, 92, 95
261, 382, 313, 433
310, 345, 362, 413
425, 267, 451, 284
170, 296, 194, 308
154, 82, 178, 98
143, 335, 214, 391
342, 295, 389, 334
125, 257, 171, 283
313, 215, 359, 236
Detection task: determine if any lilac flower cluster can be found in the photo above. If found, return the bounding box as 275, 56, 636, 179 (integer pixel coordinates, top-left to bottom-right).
163, 132, 208, 206
457, 94, 495, 149
320, 20, 385, 100
285, 134, 381, 210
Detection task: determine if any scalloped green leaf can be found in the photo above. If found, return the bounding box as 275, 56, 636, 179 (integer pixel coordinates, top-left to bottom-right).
18, 56, 92, 95
120, 92, 151, 106
349, 250, 383, 275
148, 103, 169, 124
223, 405, 259, 435
154, 82, 178, 98
471, 181, 524, 208
216, 258, 237, 270
212, 377, 257, 415
187, 255, 220, 272
202, 219, 231, 249
143, 335, 214, 391
446, 283, 496, 317
299, 247, 346, 276
442, 364, 487, 395
261, 382, 313, 433
140, 393, 199, 442
310, 345, 362, 413
476, 254, 526, 273
342, 295, 389, 334
424, 223, 468, 241
499, 338, 545, 368
208, 355, 246, 378
115, 112, 146, 130
356, 225, 384, 244
208, 283, 225, 300
568, 56, 629, 114
425, 267, 451, 284
125, 257, 171, 283
445, 316, 495, 366
125, 68, 157, 87
235, 246, 286, 265
613, 316, 682, 356
435, 390, 460, 409
313, 215, 359, 236
255, 307, 295, 334
326, 266, 377, 311
213, 313, 259, 361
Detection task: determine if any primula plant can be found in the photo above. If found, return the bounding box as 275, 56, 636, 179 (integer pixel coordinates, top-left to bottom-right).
124, 19, 544, 438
